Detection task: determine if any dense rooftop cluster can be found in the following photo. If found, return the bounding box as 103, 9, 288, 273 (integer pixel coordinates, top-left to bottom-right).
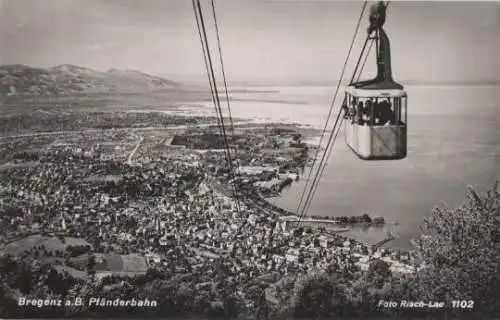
0, 120, 431, 318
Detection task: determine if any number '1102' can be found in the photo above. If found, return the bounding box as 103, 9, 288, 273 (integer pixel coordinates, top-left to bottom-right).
451, 300, 474, 308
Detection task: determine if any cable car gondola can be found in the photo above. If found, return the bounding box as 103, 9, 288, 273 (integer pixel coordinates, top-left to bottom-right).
344, 1, 407, 160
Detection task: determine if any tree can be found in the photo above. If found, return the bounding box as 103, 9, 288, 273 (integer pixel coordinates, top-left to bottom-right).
412, 183, 500, 317
291, 273, 348, 319
57, 234, 66, 244
361, 213, 372, 224
18, 265, 33, 294
367, 259, 391, 289
293, 227, 304, 237
292, 133, 302, 142
87, 254, 96, 279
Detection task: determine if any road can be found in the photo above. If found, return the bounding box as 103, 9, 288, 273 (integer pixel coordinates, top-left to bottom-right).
127, 135, 144, 165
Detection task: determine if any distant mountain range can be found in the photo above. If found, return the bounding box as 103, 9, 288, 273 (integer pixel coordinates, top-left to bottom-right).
2, 64, 494, 97
0, 64, 182, 96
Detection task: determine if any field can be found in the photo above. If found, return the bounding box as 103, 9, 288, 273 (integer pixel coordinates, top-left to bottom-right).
1, 235, 92, 255
94, 253, 148, 273
121, 253, 149, 272
54, 265, 89, 280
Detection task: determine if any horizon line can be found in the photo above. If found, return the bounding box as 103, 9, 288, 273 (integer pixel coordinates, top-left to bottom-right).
1, 63, 499, 86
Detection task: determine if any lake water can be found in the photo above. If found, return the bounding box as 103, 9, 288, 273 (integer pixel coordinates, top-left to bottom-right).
179, 84, 500, 250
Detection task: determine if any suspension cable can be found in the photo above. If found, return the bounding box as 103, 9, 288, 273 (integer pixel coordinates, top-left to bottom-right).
300, 2, 391, 222
301, 111, 344, 218
194, 0, 234, 169
349, 36, 371, 85
356, 38, 374, 82
296, 0, 368, 222
210, 0, 242, 212
192, 0, 223, 138
192, 0, 239, 214
301, 38, 375, 217
301, 39, 373, 221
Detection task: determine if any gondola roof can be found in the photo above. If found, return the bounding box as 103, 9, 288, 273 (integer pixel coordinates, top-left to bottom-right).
345, 86, 406, 98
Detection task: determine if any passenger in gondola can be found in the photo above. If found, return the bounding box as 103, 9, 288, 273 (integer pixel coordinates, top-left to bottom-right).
348, 99, 356, 122
342, 102, 349, 119
375, 99, 394, 125
382, 99, 394, 125
354, 101, 363, 124
373, 100, 382, 124
350, 107, 357, 124
364, 99, 374, 125
386, 101, 396, 125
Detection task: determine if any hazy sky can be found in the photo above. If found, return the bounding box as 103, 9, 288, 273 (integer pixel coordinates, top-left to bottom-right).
0, 0, 499, 83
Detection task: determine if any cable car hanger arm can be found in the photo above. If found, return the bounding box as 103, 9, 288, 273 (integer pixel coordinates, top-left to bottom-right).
353, 1, 401, 90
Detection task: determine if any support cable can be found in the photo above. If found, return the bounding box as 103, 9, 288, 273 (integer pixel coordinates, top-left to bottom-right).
210, 0, 242, 212
192, 0, 240, 215
296, 1, 368, 222
300, 2, 391, 222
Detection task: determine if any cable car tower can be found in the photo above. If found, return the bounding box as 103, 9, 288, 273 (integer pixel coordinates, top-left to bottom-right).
344, 1, 407, 160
